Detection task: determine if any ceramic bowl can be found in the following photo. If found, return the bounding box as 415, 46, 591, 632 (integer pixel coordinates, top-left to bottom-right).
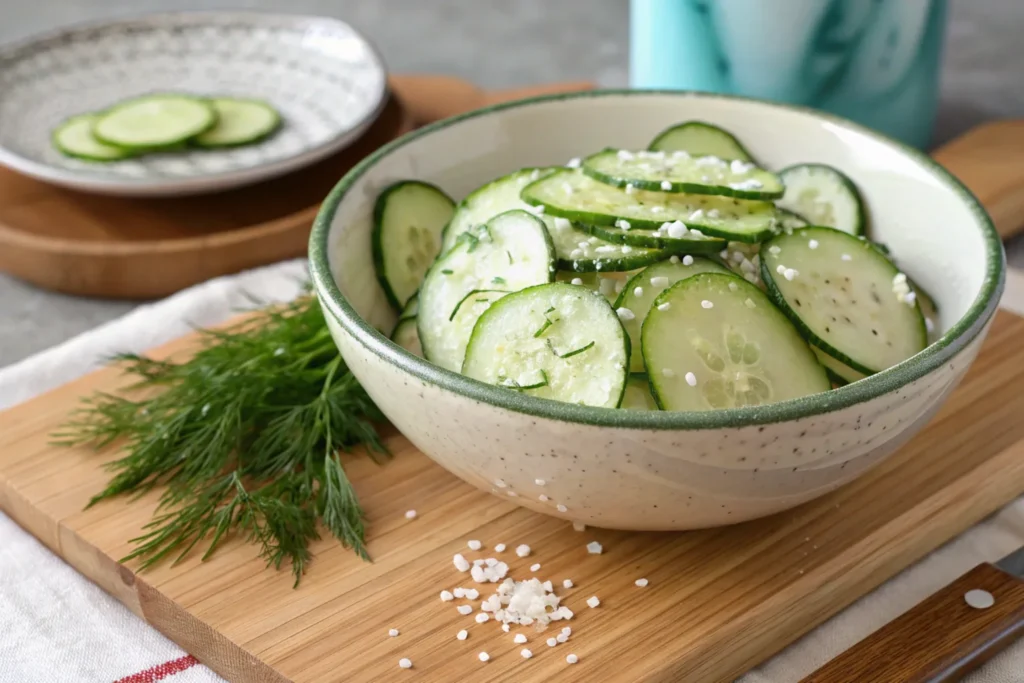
309, 91, 1004, 530
0, 12, 386, 197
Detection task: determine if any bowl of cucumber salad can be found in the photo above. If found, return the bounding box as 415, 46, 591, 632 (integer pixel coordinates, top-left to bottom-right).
310, 91, 1003, 530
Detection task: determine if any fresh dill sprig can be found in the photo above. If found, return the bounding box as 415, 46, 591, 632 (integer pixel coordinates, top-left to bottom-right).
52, 293, 387, 586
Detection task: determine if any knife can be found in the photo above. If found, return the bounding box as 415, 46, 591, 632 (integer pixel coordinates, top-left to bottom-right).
801, 546, 1024, 682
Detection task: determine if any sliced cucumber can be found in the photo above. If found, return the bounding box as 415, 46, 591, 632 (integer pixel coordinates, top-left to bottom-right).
643, 273, 829, 411
522, 169, 779, 243
556, 270, 641, 302
398, 294, 419, 321
621, 375, 659, 410
92, 94, 216, 149
777, 164, 866, 236
194, 97, 281, 147
913, 279, 940, 343
52, 114, 133, 161
584, 222, 726, 252
813, 347, 866, 385
373, 181, 456, 310
548, 218, 684, 272
391, 317, 423, 357
777, 208, 809, 231
582, 149, 783, 200
440, 168, 556, 253
760, 226, 926, 375
614, 257, 731, 373
462, 282, 628, 408
648, 121, 755, 162
417, 210, 554, 371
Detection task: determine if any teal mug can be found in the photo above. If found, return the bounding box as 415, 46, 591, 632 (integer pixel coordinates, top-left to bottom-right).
629, 0, 948, 149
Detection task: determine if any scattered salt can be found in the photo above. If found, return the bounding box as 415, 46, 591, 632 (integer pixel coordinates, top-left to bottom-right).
685, 372, 697, 387
547, 637, 558, 647
457, 629, 468, 641
514, 633, 528, 644
570, 277, 583, 286
440, 590, 454, 602
657, 302, 671, 311
478, 652, 490, 662
556, 504, 568, 513
475, 612, 490, 624
682, 254, 694, 266
635, 578, 649, 587
563, 579, 574, 588
404, 509, 417, 520
586, 541, 603, 555
530, 563, 542, 572
467, 540, 482, 551
399, 658, 413, 669
454, 554, 471, 572
495, 543, 506, 552
650, 276, 669, 287
389, 628, 400, 637
587, 596, 601, 608
516, 544, 531, 558
616, 307, 635, 322
521, 648, 533, 659
701, 300, 714, 309
566, 157, 581, 168
457, 605, 473, 615
567, 654, 579, 664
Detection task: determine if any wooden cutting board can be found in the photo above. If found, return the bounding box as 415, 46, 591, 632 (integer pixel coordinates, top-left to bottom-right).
0, 75, 591, 299
1, 318, 1024, 683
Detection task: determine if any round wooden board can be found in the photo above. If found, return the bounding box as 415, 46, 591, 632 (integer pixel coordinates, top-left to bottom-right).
0, 94, 414, 299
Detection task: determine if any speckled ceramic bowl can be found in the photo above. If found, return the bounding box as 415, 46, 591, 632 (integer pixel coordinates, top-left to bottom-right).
309, 91, 1004, 530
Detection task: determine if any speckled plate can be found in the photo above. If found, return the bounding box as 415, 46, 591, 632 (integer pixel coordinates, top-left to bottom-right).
0, 12, 387, 197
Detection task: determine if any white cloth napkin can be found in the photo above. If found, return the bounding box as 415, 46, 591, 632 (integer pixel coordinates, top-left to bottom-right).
2, 260, 1024, 683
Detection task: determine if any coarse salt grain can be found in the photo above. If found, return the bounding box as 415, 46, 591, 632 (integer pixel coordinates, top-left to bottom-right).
554, 217, 571, 230
467, 540, 482, 551
768, 245, 781, 255
808, 239, 819, 249
457, 629, 468, 640
570, 277, 583, 286
475, 613, 490, 624
521, 648, 533, 659
516, 544, 531, 558
563, 579, 574, 588
662, 368, 674, 378
502, 623, 510, 632
465, 588, 480, 600
562, 626, 572, 636
682, 254, 694, 266
399, 658, 413, 669
542, 580, 553, 592
926, 317, 935, 333
657, 302, 671, 311
457, 605, 473, 615
685, 372, 697, 387
841, 253, 852, 261
557, 633, 569, 643
389, 628, 400, 637
495, 543, 506, 552
625, 183, 636, 195
667, 221, 687, 239
616, 307, 635, 321
615, 219, 631, 230
661, 180, 672, 190
633, 286, 644, 297
556, 504, 568, 512
547, 637, 558, 647
650, 276, 669, 287
587, 541, 603, 554
454, 554, 471, 572
539, 494, 549, 502
441, 590, 454, 602
404, 509, 417, 520
478, 652, 490, 662
587, 596, 601, 608
573, 521, 586, 532
701, 300, 714, 309
454, 587, 466, 598
690, 229, 704, 237
530, 563, 542, 572
514, 633, 528, 644
784, 268, 798, 281
566, 157, 581, 168
567, 654, 579, 664
535, 478, 546, 486
635, 578, 649, 587
776, 265, 786, 274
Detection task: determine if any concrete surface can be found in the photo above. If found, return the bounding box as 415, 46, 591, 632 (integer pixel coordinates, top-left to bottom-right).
1, 0, 1022, 367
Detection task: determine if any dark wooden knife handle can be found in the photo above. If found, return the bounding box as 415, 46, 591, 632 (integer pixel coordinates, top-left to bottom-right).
801, 563, 1024, 682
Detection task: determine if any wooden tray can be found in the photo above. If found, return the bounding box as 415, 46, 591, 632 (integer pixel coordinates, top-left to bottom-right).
1, 322, 1024, 680
0, 75, 591, 299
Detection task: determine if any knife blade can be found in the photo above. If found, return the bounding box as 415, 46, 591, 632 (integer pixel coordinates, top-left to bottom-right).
801, 545, 1024, 682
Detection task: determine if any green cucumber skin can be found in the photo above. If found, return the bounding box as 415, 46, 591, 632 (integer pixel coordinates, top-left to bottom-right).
557, 247, 681, 273
778, 163, 867, 237
372, 180, 456, 312
583, 223, 727, 252
520, 182, 776, 244
193, 98, 282, 149
51, 128, 134, 162
582, 149, 784, 201
759, 226, 926, 376
647, 120, 757, 163
91, 94, 217, 151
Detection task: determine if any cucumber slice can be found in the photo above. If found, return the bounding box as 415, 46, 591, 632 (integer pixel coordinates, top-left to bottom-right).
93, 95, 216, 149
417, 210, 554, 371
398, 294, 419, 321
813, 347, 866, 385
441, 168, 556, 253
583, 222, 727, 252
462, 282, 629, 408
582, 149, 783, 200
194, 98, 281, 147
777, 208, 809, 231
373, 181, 456, 310
556, 270, 640, 302
643, 273, 829, 411
522, 169, 779, 243
777, 164, 866, 236
548, 218, 690, 272
614, 256, 732, 373
760, 226, 927, 376
621, 375, 659, 410
52, 114, 133, 161
648, 121, 755, 162
391, 317, 423, 357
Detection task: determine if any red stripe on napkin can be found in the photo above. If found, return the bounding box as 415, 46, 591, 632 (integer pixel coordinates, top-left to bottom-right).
114, 655, 199, 683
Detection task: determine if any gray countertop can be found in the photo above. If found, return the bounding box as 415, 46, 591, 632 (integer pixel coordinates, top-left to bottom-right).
2, 0, 1023, 367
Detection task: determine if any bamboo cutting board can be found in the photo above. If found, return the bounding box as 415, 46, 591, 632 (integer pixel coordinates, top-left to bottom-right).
1, 309, 1024, 682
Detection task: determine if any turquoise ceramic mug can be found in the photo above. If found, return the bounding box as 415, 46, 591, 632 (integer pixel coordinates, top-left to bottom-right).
629, 0, 948, 149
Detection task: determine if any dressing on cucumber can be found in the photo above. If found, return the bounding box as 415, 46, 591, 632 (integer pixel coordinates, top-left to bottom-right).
643, 273, 829, 411
760, 226, 926, 375
462, 282, 628, 408
777, 164, 866, 236
522, 169, 779, 243
648, 121, 755, 162
582, 148, 783, 200
417, 210, 554, 371
614, 257, 731, 373
373, 181, 455, 310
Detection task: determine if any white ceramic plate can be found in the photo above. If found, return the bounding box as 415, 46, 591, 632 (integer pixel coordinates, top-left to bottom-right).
0, 12, 387, 197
